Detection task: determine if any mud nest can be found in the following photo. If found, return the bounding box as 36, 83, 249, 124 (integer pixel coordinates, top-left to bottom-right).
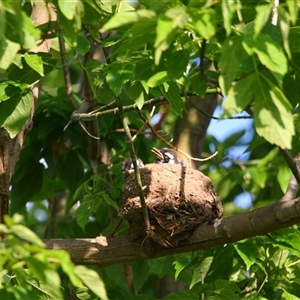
122, 163, 223, 247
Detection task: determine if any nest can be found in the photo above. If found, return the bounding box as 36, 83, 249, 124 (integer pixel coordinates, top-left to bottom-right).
122, 163, 223, 247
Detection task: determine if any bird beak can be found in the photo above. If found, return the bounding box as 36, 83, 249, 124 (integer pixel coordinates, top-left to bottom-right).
151, 148, 164, 160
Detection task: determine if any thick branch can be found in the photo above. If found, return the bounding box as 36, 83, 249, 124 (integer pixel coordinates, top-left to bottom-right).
44, 197, 300, 266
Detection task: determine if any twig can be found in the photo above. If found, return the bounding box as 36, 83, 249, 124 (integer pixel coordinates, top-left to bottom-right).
58, 29, 76, 109
105, 128, 160, 136
71, 90, 221, 122
138, 112, 218, 163
186, 97, 253, 120
116, 99, 152, 236
132, 106, 156, 141
281, 152, 300, 201
72, 96, 167, 121
79, 121, 100, 140
280, 149, 300, 187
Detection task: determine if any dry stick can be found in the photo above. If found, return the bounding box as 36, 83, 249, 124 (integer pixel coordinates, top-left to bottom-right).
138, 112, 218, 163
57, 29, 76, 109
116, 100, 152, 236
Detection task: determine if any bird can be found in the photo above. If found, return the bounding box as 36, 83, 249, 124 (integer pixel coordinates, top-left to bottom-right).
151, 147, 182, 164
123, 158, 144, 179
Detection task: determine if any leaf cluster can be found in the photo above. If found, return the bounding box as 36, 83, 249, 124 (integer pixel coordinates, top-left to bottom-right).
0, 215, 108, 300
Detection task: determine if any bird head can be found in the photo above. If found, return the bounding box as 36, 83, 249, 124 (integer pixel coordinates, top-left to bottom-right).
151, 148, 178, 164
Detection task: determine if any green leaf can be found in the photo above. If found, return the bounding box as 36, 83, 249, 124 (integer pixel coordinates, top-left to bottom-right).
243, 34, 288, 86
58, 0, 81, 20
189, 8, 216, 39
221, 0, 237, 35
102, 9, 156, 31
8, 52, 57, 84
277, 165, 291, 193
106, 64, 135, 95
189, 72, 207, 98
24, 53, 44, 76
254, 3, 272, 38
65, 35, 91, 55
10, 224, 45, 247
224, 72, 294, 149
101, 192, 119, 212
75, 266, 108, 300
288, 27, 300, 53
274, 231, 300, 256
219, 35, 247, 93
254, 76, 294, 149
248, 166, 267, 189
223, 73, 256, 117
130, 260, 150, 293
190, 256, 213, 288
10, 161, 43, 214
286, 0, 298, 25
73, 200, 91, 230
0, 39, 20, 70
161, 81, 184, 117
234, 242, 260, 270
57, 151, 84, 193
154, 13, 180, 65
281, 289, 300, 300
0, 80, 29, 101
0, 91, 33, 138
166, 49, 190, 79
147, 71, 168, 88
128, 81, 145, 109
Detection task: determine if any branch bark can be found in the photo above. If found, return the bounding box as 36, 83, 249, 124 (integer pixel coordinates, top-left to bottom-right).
44, 197, 300, 266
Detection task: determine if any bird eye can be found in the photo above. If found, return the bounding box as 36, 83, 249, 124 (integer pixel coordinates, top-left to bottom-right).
165, 153, 174, 161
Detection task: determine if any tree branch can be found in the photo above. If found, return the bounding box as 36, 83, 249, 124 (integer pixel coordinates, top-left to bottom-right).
72, 96, 167, 121
70, 89, 221, 122
279, 149, 300, 186
116, 99, 152, 236
44, 197, 300, 266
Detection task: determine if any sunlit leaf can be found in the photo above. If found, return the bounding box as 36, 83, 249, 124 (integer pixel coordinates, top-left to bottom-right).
24, 53, 44, 76
147, 71, 168, 88
161, 81, 184, 117
10, 224, 45, 247
58, 0, 80, 20
0, 91, 33, 138
75, 266, 108, 300
243, 34, 288, 86
102, 9, 156, 31
106, 64, 135, 95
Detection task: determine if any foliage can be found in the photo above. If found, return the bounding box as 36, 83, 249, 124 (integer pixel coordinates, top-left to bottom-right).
1, 0, 300, 299
0, 214, 108, 300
